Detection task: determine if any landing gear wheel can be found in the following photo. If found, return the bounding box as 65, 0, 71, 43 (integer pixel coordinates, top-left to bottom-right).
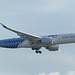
32, 48, 35, 50
38, 51, 42, 54
35, 51, 42, 54
35, 50, 39, 53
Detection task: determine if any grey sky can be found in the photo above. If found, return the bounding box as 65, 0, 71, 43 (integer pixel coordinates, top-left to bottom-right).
0, 0, 75, 75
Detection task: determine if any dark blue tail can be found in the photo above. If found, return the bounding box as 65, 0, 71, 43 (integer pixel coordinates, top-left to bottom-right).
0, 38, 25, 48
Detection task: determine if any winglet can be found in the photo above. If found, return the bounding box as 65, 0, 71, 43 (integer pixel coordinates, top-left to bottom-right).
0, 23, 7, 28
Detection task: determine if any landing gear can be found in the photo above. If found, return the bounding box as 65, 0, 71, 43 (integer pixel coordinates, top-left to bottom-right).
35, 50, 38, 53
38, 51, 42, 54
32, 48, 35, 50
32, 48, 42, 54
32, 48, 39, 50
35, 50, 42, 54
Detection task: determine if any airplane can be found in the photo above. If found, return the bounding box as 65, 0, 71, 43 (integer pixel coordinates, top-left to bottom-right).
0, 23, 75, 54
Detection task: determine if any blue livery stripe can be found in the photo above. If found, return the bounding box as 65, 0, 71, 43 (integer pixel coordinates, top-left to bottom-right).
48, 35, 57, 38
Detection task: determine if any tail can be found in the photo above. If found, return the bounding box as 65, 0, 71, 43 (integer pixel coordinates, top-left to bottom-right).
0, 38, 25, 48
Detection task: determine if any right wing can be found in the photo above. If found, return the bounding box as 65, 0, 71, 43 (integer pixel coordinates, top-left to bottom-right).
0, 23, 41, 45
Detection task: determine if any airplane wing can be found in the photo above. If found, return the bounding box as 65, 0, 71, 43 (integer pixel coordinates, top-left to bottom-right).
0, 23, 41, 45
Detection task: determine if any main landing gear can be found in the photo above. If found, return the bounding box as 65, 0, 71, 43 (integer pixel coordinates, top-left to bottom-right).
32, 48, 42, 54
35, 50, 42, 54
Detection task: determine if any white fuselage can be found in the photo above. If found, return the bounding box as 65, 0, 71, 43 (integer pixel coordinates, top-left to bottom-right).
18, 33, 75, 48
52, 33, 75, 44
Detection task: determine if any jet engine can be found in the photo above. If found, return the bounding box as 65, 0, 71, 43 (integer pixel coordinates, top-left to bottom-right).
40, 37, 53, 44
46, 45, 59, 51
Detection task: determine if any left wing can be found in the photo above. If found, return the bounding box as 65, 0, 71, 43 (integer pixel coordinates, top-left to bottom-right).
0, 23, 41, 45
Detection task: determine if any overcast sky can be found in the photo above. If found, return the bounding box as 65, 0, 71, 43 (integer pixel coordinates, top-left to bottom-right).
0, 0, 75, 75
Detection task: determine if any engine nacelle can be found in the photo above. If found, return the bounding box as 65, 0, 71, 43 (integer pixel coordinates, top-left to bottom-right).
40, 37, 53, 44
46, 45, 59, 51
